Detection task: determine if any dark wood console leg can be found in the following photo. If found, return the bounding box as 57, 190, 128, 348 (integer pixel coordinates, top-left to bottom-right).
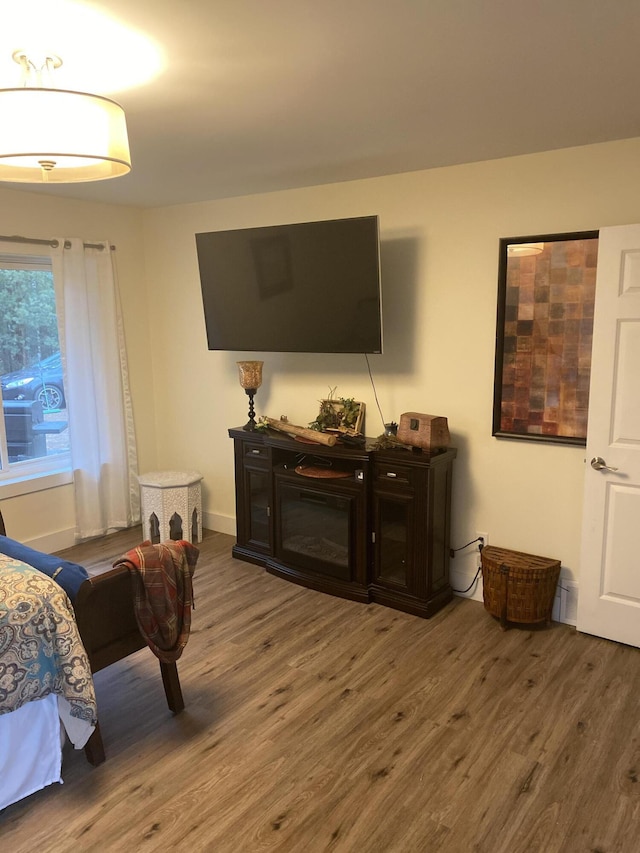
84, 722, 106, 766
160, 661, 184, 713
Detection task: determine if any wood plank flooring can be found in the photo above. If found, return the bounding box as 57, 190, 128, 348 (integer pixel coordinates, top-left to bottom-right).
2, 527, 640, 852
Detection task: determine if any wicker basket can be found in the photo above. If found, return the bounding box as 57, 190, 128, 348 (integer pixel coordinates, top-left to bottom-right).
480, 546, 561, 629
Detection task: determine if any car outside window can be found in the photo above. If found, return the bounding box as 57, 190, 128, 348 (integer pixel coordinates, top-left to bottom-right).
0, 253, 71, 479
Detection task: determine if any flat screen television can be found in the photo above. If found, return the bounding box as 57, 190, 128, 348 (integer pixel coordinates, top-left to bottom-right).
196, 215, 383, 353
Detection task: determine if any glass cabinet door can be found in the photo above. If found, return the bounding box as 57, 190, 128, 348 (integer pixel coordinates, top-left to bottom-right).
374, 493, 412, 589
245, 467, 270, 550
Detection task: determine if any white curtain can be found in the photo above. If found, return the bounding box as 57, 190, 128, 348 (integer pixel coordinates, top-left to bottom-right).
52, 238, 139, 540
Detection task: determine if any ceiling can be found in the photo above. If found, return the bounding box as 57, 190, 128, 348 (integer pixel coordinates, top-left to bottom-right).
2, 0, 640, 209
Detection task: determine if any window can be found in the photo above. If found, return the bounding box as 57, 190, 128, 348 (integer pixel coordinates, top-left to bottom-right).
0, 252, 71, 481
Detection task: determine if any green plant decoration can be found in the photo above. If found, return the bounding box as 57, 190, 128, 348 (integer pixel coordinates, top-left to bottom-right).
309, 387, 363, 434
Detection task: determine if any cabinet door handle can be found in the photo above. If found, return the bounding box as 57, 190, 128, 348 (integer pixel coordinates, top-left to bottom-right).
250, 449, 261, 455
386, 472, 397, 478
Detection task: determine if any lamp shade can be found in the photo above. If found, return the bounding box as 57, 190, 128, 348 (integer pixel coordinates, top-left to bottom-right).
0, 87, 131, 182
236, 361, 264, 391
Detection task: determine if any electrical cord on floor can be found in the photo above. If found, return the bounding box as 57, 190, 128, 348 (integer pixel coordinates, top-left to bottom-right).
452, 565, 482, 595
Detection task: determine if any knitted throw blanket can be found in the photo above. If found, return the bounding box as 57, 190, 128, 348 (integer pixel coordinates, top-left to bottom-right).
114, 540, 199, 663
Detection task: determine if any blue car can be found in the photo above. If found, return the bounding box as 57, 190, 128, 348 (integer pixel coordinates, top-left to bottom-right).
1, 352, 66, 410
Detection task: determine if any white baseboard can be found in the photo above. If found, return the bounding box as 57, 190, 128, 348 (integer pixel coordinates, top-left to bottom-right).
18, 512, 234, 555
553, 577, 578, 626
19, 516, 579, 628
24, 528, 77, 554
203, 511, 235, 537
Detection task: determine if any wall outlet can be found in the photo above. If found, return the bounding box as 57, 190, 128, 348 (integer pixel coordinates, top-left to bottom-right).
476, 531, 489, 552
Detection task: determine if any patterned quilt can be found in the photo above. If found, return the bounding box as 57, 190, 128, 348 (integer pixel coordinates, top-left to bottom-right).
0, 554, 97, 724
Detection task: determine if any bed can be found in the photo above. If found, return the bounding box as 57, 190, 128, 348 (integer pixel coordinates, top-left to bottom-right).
0, 511, 185, 811
0, 550, 96, 810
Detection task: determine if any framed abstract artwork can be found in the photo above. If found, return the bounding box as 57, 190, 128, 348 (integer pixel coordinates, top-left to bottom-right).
492, 231, 599, 445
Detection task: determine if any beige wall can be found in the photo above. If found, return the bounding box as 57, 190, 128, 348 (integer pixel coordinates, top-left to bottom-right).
3, 137, 640, 594
142, 137, 640, 594
0, 185, 154, 545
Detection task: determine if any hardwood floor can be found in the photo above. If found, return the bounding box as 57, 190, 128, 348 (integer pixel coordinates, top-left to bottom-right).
2, 528, 640, 852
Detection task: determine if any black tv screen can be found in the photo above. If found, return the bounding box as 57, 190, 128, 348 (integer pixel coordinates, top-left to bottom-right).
196, 215, 382, 353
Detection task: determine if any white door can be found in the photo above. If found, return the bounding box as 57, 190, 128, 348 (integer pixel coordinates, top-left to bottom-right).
577, 224, 640, 647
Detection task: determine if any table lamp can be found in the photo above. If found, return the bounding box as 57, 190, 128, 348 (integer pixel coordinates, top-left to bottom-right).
237, 360, 263, 430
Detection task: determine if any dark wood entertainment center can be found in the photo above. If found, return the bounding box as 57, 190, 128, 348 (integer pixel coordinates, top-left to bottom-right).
229, 426, 456, 618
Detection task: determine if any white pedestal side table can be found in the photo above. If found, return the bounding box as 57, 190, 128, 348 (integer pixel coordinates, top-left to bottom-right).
138, 470, 203, 544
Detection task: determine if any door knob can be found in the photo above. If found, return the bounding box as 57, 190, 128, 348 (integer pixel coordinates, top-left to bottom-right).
590, 456, 619, 472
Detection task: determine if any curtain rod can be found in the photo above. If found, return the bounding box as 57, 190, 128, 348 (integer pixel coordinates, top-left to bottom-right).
0, 234, 116, 251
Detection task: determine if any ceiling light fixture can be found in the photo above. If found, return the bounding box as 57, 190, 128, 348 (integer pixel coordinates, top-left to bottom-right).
0, 50, 131, 183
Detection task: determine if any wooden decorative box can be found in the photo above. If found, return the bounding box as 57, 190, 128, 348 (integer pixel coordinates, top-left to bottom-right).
397, 413, 450, 451
481, 546, 561, 630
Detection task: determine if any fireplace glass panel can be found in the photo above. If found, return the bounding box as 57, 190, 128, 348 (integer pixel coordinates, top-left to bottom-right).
279, 483, 351, 581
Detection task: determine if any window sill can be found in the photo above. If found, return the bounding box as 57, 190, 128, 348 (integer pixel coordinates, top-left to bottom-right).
0, 467, 73, 499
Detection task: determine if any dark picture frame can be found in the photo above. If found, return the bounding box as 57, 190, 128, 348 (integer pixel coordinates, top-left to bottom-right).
492, 230, 599, 446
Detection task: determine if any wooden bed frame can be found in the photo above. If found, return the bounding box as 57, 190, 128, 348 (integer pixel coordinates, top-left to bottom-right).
0, 511, 184, 766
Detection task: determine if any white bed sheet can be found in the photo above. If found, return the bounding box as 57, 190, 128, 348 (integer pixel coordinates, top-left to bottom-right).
0, 694, 63, 812
0, 694, 95, 812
